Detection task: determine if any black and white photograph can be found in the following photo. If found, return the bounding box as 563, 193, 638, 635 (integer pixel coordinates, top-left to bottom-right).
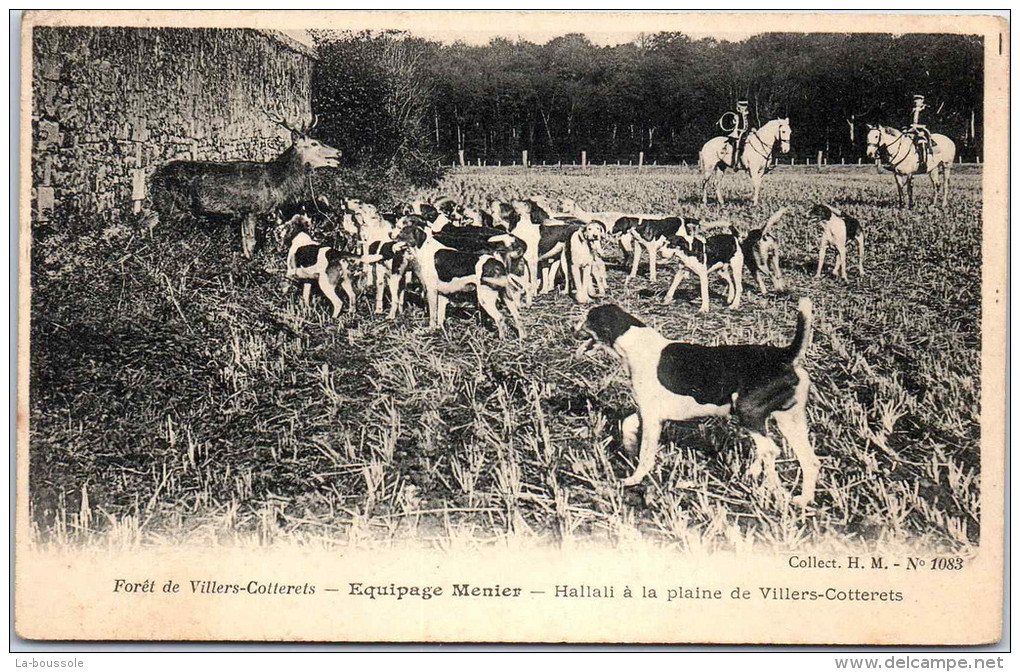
15, 11, 1007, 645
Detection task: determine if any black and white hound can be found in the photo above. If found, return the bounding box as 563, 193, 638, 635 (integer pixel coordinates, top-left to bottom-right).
397, 223, 526, 339
275, 214, 363, 317
535, 220, 608, 303
659, 222, 744, 312
504, 199, 601, 306
809, 203, 865, 280
596, 214, 687, 283
575, 299, 819, 506
742, 207, 787, 295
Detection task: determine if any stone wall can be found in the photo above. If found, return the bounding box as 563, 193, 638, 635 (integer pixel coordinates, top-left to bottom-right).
31, 27, 315, 227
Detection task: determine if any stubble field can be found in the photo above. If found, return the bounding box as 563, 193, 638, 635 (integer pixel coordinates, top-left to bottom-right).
28, 165, 983, 556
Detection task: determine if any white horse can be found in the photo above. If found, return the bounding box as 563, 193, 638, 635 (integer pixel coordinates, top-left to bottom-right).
699, 118, 791, 206
865, 124, 956, 209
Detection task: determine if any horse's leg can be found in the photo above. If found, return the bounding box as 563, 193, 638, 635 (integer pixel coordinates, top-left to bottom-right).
701, 165, 711, 206
715, 166, 725, 205
894, 173, 906, 209
941, 163, 951, 208
929, 169, 939, 208
857, 233, 865, 277
907, 175, 915, 209
751, 166, 762, 206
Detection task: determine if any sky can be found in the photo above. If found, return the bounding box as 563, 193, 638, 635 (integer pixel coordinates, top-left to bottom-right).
278, 13, 766, 48
273, 10, 992, 48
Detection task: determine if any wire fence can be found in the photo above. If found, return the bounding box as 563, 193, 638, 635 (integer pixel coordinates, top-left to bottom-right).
443, 150, 983, 169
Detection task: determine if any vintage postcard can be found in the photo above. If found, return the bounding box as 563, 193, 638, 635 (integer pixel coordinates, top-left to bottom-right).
15, 10, 1007, 644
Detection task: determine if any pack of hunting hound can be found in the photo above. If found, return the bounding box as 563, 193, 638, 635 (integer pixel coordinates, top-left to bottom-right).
149, 96, 954, 511
259, 185, 870, 509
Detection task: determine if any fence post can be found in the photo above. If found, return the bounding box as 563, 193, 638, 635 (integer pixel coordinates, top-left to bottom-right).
858, 157, 862, 165
522, 150, 528, 168
638, 152, 644, 169
581, 150, 587, 167
458, 150, 465, 166
817, 151, 823, 170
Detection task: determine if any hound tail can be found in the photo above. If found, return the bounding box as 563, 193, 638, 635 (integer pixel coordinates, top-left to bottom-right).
764, 207, 788, 232
787, 298, 813, 363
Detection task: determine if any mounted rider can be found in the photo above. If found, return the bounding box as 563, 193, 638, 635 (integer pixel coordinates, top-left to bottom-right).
720, 100, 752, 170
905, 94, 934, 171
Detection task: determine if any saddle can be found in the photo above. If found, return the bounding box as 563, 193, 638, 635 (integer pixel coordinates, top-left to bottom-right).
905, 129, 936, 172
719, 135, 749, 170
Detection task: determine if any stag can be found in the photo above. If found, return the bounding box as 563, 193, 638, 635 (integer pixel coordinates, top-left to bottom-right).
148, 112, 341, 257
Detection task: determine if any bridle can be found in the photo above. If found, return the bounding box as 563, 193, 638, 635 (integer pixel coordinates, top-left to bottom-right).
868, 126, 912, 169
743, 121, 788, 166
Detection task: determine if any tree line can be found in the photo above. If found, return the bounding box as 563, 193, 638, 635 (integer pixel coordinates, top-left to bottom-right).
310, 30, 983, 185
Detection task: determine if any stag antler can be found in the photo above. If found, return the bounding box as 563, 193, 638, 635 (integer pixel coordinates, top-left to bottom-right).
265, 108, 305, 137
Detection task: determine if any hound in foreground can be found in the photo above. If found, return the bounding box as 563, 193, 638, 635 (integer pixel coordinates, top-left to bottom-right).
809, 203, 865, 280
742, 207, 788, 294
574, 299, 819, 506
659, 222, 744, 312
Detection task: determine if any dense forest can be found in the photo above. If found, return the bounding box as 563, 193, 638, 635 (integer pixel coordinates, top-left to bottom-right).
311, 30, 984, 181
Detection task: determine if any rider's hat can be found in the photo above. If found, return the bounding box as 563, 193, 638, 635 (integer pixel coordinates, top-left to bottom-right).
912, 94, 925, 104
736, 99, 749, 108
